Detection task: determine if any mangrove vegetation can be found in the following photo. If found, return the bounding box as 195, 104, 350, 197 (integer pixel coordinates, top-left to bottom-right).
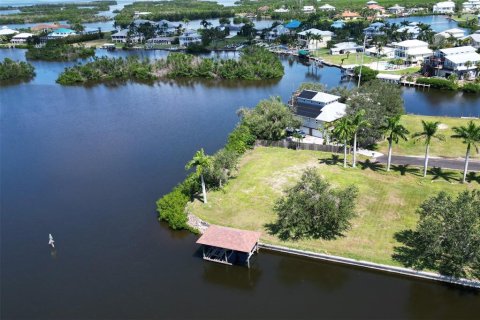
0, 58, 35, 84
26, 42, 95, 61
56, 47, 284, 85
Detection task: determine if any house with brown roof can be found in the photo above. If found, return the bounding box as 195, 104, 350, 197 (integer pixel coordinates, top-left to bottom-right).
340, 11, 360, 20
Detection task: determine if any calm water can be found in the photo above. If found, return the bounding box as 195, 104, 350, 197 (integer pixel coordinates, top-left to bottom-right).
1, 49, 480, 318
387, 15, 464, 33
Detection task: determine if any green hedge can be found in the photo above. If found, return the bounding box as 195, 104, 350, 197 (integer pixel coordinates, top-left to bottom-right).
416, 77, 458, 90
462, 82, 480, 93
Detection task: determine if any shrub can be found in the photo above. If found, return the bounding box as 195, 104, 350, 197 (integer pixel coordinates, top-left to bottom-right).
462, 82, 480, 93
225, 124, 255, 154
156, 186, 189, 230
0, 58, 35, 82
353, 66, 378, 83
416, 77, 458, 90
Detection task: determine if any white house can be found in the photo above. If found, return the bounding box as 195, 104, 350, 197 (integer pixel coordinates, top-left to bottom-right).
319, 4, 336, 11
366, 0, 378, 4
433, 28, 466, 45
179, 30, 202, 47
302, 6, 316, 14
433, 1, 456, 14
364, 22, 385, 37
0, 26, 19, 36
274, 8, 290, 13
396, 25, 421, 39
11, 32, 34, 44
297, 28, 333, 49
387, 4, 405, 14
157, 20, 179, 36
111, 29, 143, 43
393, 39, 432, 64
47, 28, 77, 39
293, 90, 346, 138
330, 42, 362, 55
365, 46, 395, 58
462, 0, 480, 12
425, 46, 480, 78
267, 24, 289, 41
464, 33, 480, 48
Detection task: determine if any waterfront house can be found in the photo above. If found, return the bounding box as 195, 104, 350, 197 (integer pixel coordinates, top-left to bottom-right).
11, 32, 33, 44
393, 39, 432, 64
285, 20, 301, 30
179, 30, 202, 47
292, 90, 346, 138
364, 22, 385, 37
111, 29, 143, 43
464, 33, 480, 48
367, 4, 386, 13
462, 0, 480, 12
330, 42, 363, 55
319, 4, 336, 11
266, 24, 289, 41
157, 20, 179, 36
297, 28, 333, 49
433, 1, 456, 13
47, 28, 77, 39
396, 25, 421, 39
341, 11, 360, 20
433, 28, 466, 46
146, 37, 174, 45
331, 20, 346, 29
365, 46, 395, 58
387, 4, 405, 15
0, 26, 19, 36
274, 8, 290, 13
303, 6, 316, 14
30, 23, 69, 33
424, 46, 480, 79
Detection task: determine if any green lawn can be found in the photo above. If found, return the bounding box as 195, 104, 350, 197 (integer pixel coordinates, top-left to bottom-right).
377, 115, 480, 159
207, 36, 248, 50
379, 66, 421, 75
189, 147, 478, 266
312, 48, 384, 66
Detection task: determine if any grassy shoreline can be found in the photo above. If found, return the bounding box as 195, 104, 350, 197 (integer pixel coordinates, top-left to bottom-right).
189, 147, 478, 267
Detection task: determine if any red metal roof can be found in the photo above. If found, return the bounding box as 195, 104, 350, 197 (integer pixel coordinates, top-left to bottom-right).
196, 225, 261, 253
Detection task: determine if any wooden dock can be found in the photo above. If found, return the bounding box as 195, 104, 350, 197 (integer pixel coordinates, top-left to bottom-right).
400, 81, 430, 88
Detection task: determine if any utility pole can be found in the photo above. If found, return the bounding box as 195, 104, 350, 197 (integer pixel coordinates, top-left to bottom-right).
357, 34, 368, 88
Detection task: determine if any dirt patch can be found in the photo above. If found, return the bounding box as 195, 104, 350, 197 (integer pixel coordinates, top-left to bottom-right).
438, 123, 448, 130
266, 160, 319, 193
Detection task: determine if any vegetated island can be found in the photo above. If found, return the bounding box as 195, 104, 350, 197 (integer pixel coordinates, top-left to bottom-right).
26, 42, 95, 61
0, 1, 115, 24
0, 58, 35, 84
56, 47, 284, 85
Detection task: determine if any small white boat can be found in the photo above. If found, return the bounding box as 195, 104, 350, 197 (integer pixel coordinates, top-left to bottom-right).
48, 234, 55, 248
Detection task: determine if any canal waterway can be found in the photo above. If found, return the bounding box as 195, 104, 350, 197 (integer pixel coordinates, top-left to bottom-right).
1, 48, 480, 320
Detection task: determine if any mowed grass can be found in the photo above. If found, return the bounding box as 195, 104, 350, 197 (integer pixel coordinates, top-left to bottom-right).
312, 48, 384, 65
377, 115, 480, 159
189, 147, 478, 266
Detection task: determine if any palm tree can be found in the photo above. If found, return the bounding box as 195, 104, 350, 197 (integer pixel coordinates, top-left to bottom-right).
451, 121, 480, 183
331, 117, 354, 168
380, 115, 410, 171
350, 109, 370, 168
185, 149, 211, 203
412, 121, 445, 177
304, 31, 313, 49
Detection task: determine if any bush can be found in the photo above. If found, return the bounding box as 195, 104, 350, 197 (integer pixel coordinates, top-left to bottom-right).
156, 186, 189, 230
462, 82, 480, 93
225, 124, 255, 154
0, 58, 35, 83
353, 66, 378, 83
26, 42, 95, 61
416, 77, 458, 90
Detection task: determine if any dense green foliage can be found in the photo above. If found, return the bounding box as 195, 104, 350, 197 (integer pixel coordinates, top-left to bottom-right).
462, 82, 480, 93
0, 58, 35, 83
26, 42, 95, 61
156, 186, 189, 230
56, 56, 155, 85
0, 1, 114, 24
167, 47, 284, 80
57, 47, 284, 85
347, 80, 405, 146
272, 168, 358, 240
115, 0, 234, 28
393, 190, 480, 279
225, 124, 256, 154
238, 96, 301, 141
353, 66, 379, 83
416, 77, 458, 90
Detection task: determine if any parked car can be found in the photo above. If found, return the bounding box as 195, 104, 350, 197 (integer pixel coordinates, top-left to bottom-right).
286, 128, 306, 138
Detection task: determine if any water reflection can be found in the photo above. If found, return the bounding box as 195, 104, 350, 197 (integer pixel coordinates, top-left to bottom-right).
201, 259, 262, 290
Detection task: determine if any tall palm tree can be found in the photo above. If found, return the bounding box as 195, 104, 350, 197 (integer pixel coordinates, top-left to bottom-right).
412, 121, 445, 177
451, 121, 480, 183
380, 115, 410, 171
350, 109, 370, 168
331, 117, 354, 168
185, 149, 211, 203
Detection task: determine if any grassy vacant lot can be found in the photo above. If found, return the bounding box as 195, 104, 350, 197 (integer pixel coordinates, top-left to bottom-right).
312, 48, 384, 65
377, 115, 480, 159
380, 66, 421, 75
189, 147, 478, 266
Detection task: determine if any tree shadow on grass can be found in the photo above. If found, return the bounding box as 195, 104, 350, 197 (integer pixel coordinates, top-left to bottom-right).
392, 230, 431, 270
265, 222, 290, 241
466, 172, 480, 184
319, 154, 340, 166
357, 159, 384, 172
391, 164, 422, 177
429, 167, 459, 183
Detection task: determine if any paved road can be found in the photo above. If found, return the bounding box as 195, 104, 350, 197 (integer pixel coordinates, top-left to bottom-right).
375, 155, 480, 172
